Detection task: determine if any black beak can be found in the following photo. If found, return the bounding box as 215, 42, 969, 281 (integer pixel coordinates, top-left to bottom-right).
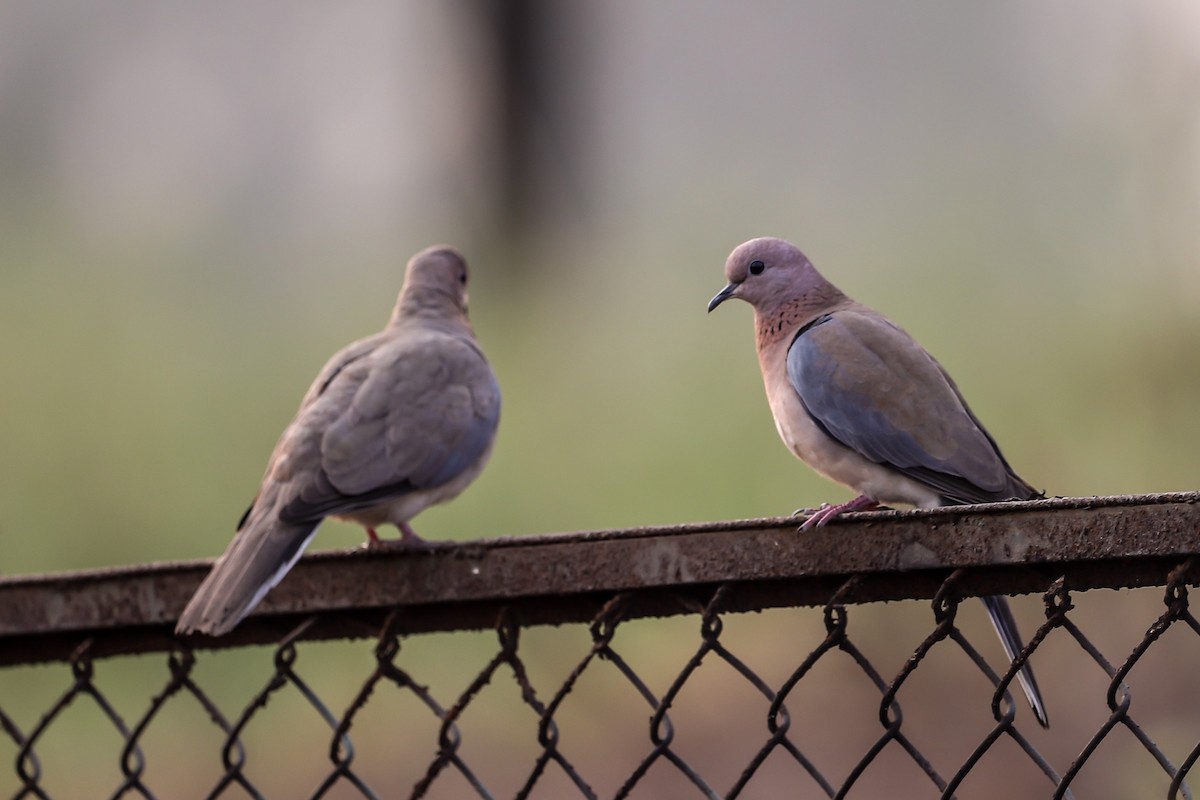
707, 282, 739, 312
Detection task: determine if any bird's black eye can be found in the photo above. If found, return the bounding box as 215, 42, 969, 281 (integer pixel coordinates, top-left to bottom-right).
459, 269, 467, 285
748, 259, 765, 275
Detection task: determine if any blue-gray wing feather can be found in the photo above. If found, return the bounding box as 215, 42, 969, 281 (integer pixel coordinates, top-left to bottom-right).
786, 312, 1036, 504
277, 333, 500, 524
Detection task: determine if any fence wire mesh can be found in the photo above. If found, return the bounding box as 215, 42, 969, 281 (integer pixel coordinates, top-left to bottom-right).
2, 493, 1198, 799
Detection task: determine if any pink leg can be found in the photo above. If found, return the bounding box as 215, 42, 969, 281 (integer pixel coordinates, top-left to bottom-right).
398, 521, 427, 545
799, 495, 879, 530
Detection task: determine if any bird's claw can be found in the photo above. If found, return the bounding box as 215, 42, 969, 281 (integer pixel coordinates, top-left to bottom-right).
796, 496, 879, 531
798, 504, 840, 531
792, 503, 830, 518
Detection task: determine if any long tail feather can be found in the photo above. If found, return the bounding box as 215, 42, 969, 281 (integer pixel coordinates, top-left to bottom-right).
981, 594, 1049, 727
176, 514, 320, 636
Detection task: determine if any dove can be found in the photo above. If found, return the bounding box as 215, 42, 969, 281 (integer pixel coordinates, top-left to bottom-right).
708, 236, 1048, 727
176, 245, 500, 636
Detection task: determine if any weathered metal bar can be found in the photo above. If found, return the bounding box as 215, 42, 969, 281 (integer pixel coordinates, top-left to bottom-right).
0, 492, 1196, 666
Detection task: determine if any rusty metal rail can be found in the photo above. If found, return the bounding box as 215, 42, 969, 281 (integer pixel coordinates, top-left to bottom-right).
3, 492, 1200, 799
2, 493, 1196, 666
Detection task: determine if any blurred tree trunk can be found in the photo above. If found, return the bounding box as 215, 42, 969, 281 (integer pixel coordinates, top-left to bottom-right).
468, 0, 589, 276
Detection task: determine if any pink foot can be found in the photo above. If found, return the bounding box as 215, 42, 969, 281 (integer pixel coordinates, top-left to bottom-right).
798, 495, 879, 530
364, 522, 433, 550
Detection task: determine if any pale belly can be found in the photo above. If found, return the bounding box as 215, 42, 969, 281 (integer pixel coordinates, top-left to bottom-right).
335, 438, 495, 530
766, 373, 941, 509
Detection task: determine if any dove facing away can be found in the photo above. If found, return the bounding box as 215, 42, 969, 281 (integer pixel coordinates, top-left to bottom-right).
176, 245, 500, 636
708, 236, 1048, 728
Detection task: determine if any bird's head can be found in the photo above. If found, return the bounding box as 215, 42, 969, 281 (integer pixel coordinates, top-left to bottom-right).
708, 237, 832, 314
397, 245, 472, 318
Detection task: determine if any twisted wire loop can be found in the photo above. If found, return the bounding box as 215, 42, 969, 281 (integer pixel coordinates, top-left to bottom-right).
836, 608, 944, 800
784, 575, 951, 800
202, 616, 371, 800
615, 586, 724, 800
504, 606, 594, 800
331, 609, 486, 800
866, 571, 974, 798
1054, 559, 1197, 800
937, 585, 1067, 800
3, 705, 40, 800
11, 640, 146, 800
511, 594, 636, 800
411, 605, 597, 800
406, 610, 508, 799
536, 589, 717, 800
694, 586, 801, 799
730, 577, 864, 799
1165, 560, 1200, 800
118, 645, 243, 800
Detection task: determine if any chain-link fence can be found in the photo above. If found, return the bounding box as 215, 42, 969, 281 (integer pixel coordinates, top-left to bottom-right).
2, 492, 1198, 798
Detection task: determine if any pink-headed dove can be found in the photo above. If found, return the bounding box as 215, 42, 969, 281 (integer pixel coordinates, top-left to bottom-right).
708, 236, 1048, 728
177, 245, 500, 636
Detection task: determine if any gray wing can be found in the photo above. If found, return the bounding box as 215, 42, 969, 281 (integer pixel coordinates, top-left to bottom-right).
786, 310, 1035, 504
272, 330, 501, 524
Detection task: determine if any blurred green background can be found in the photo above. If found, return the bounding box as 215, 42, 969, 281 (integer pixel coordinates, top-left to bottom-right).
1, 2, 1198, 798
